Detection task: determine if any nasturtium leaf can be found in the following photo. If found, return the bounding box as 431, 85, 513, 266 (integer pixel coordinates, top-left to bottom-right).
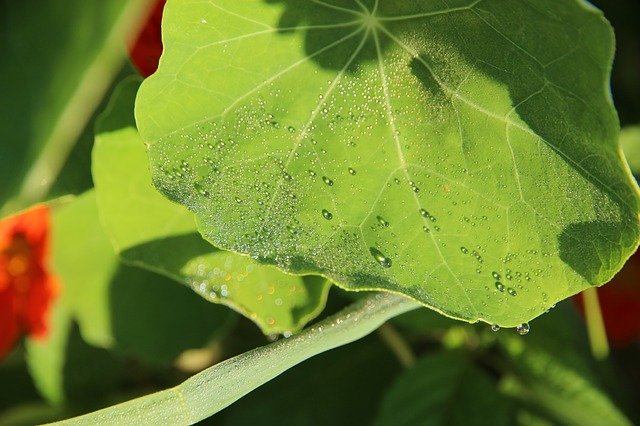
51, 191, 234, 365
0, 0, 153, 215
136, 0, 640, 327
94, 78, 330, 334
376, 351, 511, 426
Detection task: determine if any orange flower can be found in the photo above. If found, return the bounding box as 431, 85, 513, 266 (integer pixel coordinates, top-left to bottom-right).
0, 206, 58, 360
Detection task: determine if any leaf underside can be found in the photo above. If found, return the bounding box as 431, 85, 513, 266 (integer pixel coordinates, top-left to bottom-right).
136, 0, 640, 327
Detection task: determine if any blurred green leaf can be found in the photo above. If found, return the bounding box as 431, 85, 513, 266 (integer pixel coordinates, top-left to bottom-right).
0, 0, 152, 215
620, 125, 640, 175
376, 350, 511, 426
500, 332, 631, 426
93, 78, 330, 334
56, 191, 235, 364
25, 303, 73, 406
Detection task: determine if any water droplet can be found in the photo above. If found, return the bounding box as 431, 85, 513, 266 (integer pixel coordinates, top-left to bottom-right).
422, 226, 430, 233
460, 247, 468, 254
308, 169, 317, 177
369, 247, 392, 268
491, 324, 500, 332
322, 209, 333, 220
419, 209, 430, 219
516, 323, 530, 335
283, 171, 293, 181
495, 282, 505, 292
194, 182, 210, 197
492, 272, 501, 280
322, 176, 334, 186
507, 287, 517, 296
376, 216, 389, 227
287, 126, 296, 133
394, 178, 401, 185
348, 167, 357, 175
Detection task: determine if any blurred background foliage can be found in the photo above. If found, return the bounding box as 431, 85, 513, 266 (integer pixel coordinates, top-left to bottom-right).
0, 0, 639, 425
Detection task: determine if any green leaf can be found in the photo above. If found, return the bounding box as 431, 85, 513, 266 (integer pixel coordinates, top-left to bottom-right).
94, 77, 330, 334
25, 303, 73, 406
0, 0, 153, 215
500, 318, 631, 425
48, 293, 419, 425
51, 191, 235, 365
136, 0, 640, 327
214, 335, 402, 426
376, 350, 511, 426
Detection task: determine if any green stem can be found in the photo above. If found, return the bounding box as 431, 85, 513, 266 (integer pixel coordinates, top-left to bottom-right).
50, 293, 420, 425
582, 288, 609, 360
377, 323, 416, 367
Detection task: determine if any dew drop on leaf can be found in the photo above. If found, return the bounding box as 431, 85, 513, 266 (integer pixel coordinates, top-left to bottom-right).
322, 209, 333, 220
516, 323, 530, 335
369, 247, 392, 268
507, 287, 517, 296
322, 176, 334, 186
495, 282, 505, 292
460, 247, 468, 254
348, 167, 357, 175
377, 215, 390, 228
492, 271, 501, 280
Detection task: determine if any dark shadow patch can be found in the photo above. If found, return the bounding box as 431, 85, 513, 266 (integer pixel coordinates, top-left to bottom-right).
120, 232, 218, 279
109, 262, 233, 365
558, 221, 634, 284
264, 0, 385, 71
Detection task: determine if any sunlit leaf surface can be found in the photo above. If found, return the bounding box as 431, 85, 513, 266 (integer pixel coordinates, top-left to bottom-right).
95, 78, 329, 334
136, 0, 640, 327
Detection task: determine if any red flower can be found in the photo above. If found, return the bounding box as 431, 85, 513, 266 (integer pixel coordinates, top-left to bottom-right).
128, 0, 166, 77
0, 206, 59, 360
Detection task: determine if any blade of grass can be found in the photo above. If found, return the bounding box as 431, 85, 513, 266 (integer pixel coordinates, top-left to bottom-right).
50, 292, 420, 425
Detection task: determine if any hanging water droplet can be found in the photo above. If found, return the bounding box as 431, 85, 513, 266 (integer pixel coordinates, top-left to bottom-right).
376, 216, 389, 228
322, 176, 334, 186
369, 247, 392, 268
491, 324, 500, 332
507, 287, 517, 296
322, 209, 333, 220
348, 167, 357, 175
492, 272, 501, 280
460, 247, 468, 254
495, 282, 505, 292
516, 323, 530, 335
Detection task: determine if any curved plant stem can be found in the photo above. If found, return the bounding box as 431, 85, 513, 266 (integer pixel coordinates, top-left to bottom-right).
582, 288, 609, 360
377, 323, 416, 367
50, 293, 420, 425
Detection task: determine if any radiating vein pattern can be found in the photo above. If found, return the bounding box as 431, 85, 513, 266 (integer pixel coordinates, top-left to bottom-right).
136, 0, 640, 327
